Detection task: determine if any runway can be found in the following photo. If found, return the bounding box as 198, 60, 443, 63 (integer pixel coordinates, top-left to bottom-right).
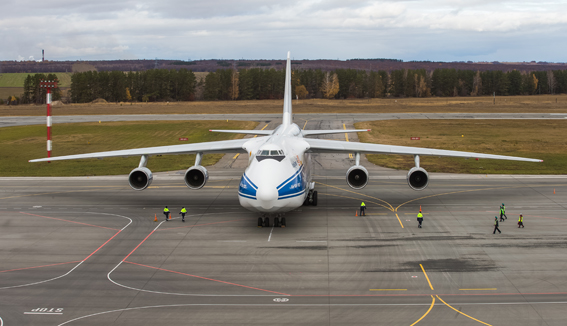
1, 116, 567, 325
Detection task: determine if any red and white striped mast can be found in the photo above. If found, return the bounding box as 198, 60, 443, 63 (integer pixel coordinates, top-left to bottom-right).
39, 79, 58, 161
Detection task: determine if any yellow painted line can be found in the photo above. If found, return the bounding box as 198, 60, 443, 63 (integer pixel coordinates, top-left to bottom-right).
316, 182, 394, 211
302, 120, 308, 130
369, 289, 407, 291
343, 124, 353, 159
410, 295, 435, 326
436, 295, 493, 326
395, 213, 405, 228
233, 153, 240, 159
420, 264, 434, 290
253, 123, 270, 139
459, 288, 497, 291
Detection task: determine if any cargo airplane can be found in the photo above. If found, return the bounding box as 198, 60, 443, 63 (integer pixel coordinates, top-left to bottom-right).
30, 52, 542, 227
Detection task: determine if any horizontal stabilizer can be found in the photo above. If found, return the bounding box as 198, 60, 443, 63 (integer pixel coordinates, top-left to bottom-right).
302, 129, 370, 136
209, 129, 273, 135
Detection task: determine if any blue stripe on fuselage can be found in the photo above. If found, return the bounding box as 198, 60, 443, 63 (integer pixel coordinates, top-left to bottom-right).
238, 173, 257, 199
277, 165, 306, 200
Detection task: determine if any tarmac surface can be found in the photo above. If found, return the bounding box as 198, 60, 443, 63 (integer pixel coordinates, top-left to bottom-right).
1, 116, 567, 325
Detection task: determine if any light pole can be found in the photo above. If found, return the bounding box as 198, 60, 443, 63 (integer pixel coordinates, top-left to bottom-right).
39, 80, 58, 161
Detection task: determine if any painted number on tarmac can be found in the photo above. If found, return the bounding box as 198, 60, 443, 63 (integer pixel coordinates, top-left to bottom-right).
24, 308, 63, 315
273, 298, 289, 303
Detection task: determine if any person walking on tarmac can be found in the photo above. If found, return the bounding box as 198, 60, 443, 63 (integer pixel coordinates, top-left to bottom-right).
360, 202, 366, 216
417, 211, 424, 228
179, 207, 187, 222
493, 216, 501, 234
500, 203, 507, 221
163, 206, 170, 221
518, 214, 525, 228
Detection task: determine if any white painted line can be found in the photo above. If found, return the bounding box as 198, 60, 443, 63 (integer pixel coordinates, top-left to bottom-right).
296, 241, 327, 243
0, 316, 3, 326
56, 301, 567, 326
24, 312, 63, 315
268, 226, 274, 241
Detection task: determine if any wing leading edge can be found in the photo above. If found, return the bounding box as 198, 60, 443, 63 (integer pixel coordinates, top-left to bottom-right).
29, 137, 260, 163
304, 138, 543, 163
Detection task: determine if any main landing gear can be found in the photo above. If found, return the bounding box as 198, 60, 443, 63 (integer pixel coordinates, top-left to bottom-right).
258, 215, 286, 228
303, 190, 318, 206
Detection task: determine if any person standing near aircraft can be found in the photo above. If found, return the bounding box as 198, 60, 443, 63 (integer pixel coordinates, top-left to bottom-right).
518, 214, 524, 228
493, 216, 501, 234
417, 211, 424, 228
163, 206, 170, 221
360, 202, 366, 216
180, 207, 187, 222
500, 203, 507, 221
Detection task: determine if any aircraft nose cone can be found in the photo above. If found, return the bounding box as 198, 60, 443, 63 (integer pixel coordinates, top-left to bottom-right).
257, 186, 278, 209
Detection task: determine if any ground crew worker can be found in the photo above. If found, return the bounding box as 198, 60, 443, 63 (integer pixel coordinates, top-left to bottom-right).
518, 214, 524, 228
360, 202, 366, 216
500, 203, 507, 221
417, 211, 424, 228
179, 207, 187, 222
493, 216, 501, 234
163, 206, 170, 221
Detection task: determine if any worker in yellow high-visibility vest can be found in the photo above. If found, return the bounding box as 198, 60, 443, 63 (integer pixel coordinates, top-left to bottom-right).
417, 211, 424, 228
179, 207, 187, 222
163, 206, 170, 221
360, 202, 366, 216
518, 214, 524, 228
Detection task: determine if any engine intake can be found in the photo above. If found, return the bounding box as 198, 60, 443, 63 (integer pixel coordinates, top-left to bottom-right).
184, 165, 209, 189
346, 165, 369, 189
407, 167, 429, 191
128, 167, 153, 191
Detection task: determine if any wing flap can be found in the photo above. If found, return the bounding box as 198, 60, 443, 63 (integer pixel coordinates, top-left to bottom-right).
305, 138, 543, 162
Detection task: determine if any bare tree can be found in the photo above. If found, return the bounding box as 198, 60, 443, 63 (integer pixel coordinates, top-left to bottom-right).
471, 71, 482, 96
321, 72, 339, 99
229, 70, 239, 100
547, 70, 556, 94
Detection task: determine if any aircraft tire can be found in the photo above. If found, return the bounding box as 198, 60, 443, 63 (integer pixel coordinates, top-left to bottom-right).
258, 217, 263, 227
264, 217, 270, 227
281, 217, 286, 227
274, 217, 280, 227
312, 191, 318, 206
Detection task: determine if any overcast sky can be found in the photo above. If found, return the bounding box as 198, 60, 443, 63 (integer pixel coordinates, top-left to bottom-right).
1, 0, 566, 62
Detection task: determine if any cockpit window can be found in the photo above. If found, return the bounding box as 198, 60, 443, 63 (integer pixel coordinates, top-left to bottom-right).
256, 148, 285, 162
261, 150, 270, 155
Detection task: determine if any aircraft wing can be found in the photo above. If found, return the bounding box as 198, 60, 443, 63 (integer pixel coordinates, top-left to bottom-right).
29, 137, 259, 163
209, 129, 273, 135
302, 129, 370, 136
304, 138, 543, 162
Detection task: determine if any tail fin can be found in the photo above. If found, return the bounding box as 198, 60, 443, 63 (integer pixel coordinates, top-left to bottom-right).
282, 51, 292, 126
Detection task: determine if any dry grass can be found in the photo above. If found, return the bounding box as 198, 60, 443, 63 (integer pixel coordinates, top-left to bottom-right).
1, 94, 567, 116
355, 119, 567, 174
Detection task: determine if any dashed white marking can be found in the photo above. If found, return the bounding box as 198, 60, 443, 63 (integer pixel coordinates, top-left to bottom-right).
273, 298, 289, 302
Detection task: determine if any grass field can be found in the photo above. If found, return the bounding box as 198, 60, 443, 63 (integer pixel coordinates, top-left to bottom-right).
0, 72, 72, 88
0, 120, 257, 176
1, 94, 566, 116
0, 87, 24, 99
355, 119, 567, 174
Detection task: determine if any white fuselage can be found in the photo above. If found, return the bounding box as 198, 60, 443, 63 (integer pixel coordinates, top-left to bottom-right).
238, 123, 312, 213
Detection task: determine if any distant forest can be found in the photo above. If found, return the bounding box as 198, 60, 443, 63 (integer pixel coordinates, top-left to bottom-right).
8, 67, 567, 105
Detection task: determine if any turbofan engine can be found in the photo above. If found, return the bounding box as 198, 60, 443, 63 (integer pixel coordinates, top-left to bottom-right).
128, 167, 153, 190
407, 167, 429, 191
346, 165, 369, 189
184, 165, 209, 189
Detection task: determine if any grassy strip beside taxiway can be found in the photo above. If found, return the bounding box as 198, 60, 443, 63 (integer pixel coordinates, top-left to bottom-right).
0, 120, 257, 176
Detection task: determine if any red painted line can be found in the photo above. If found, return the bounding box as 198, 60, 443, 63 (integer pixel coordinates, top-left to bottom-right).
124, 260, 290, 296
159, 218, 253, 231
292, 291, 567, 297
121, 229, 157, 262
83, 229, 124, 261
0, 261, 82, 274
19, 212, 120, 231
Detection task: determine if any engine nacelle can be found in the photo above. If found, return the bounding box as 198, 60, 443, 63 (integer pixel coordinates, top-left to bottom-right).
184, 165, 209, 189
346, 165, 369, 190
407, 167, 429, 191
128, 167, 153, 191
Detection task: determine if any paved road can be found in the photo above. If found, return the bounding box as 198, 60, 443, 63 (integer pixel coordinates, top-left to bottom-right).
1, 172, 566, 325
2, 112, 567, 128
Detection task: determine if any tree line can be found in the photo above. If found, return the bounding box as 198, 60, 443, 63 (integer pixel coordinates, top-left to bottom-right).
69, 69, 197, 103
6, 67, 567, 106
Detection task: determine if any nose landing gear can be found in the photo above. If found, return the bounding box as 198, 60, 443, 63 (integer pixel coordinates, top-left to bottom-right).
258, 215, 286, 228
